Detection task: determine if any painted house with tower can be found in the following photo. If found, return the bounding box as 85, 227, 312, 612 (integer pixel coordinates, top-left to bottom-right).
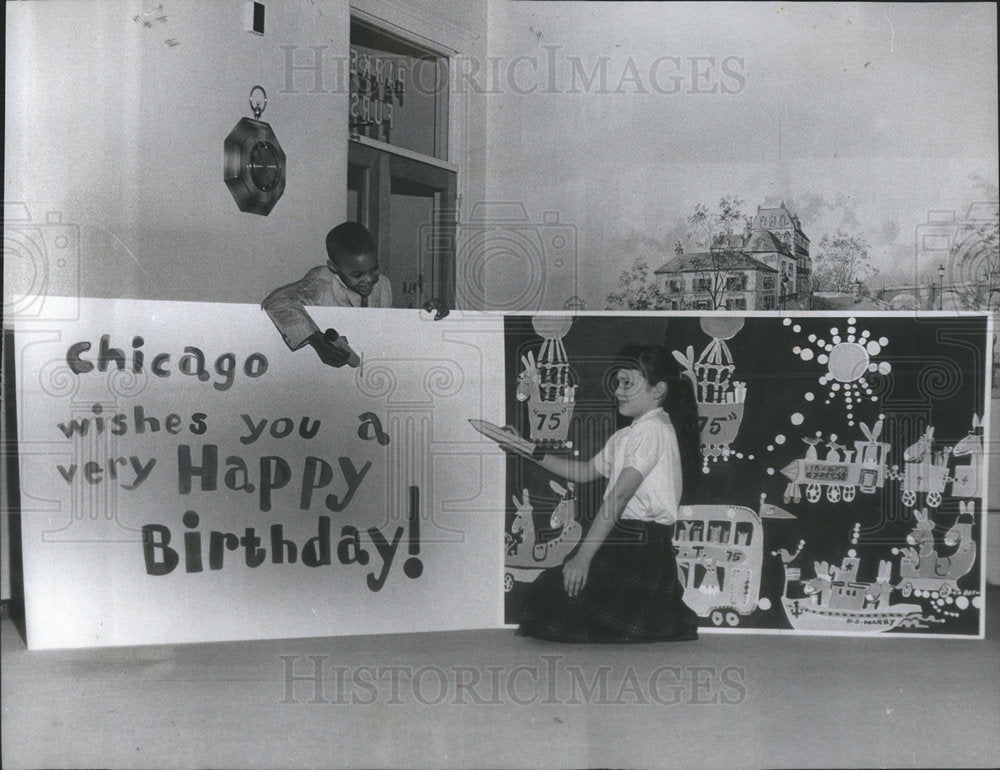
655, 202, 813, 310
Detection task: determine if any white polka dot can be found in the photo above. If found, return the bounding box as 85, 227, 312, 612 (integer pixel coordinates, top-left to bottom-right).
832, 335, 841, 344
783, 317, 792, 326
848, 326, 856, 334
793, 324, 801, 333
767, 445, 774, 452
956, 596, 969, 610
831, 327, 839, 336
879, 337, 888, 346
767, 467, 775, 475
972, 595, 983, 609
808, 334, 817, 342
805, 392, 815, 401
791, 413, 804, 425
831, 382, 840, 392
848, 317, 856, 325
830, 433, 838, 441
775, 434, 786, 445
757, 597, 772, 611
800, 348, 814, 361
793, 346, 801, 354
878, 362, 891, 375
866, 341, 882, 356
868, 363, 878, 372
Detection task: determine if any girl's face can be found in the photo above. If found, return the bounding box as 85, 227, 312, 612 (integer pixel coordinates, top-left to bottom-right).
613, 368, 666, 418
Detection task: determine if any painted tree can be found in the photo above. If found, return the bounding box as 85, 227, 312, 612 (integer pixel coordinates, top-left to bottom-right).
949, 217, 1000, 311
606, 257, 670, 310
685, 195, 750, 310
813, 231, 877, 292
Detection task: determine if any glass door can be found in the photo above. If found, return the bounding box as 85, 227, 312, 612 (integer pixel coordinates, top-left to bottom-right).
348, 143, 456, 309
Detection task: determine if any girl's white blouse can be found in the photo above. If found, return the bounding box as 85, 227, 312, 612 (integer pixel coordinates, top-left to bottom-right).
592, 409, 683, 525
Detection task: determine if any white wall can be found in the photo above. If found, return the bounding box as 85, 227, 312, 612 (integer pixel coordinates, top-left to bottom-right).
6, 0, 351, 305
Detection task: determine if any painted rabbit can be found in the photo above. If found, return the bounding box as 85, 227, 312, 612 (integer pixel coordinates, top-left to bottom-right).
864, 560, 894, 609
516, 352, 541, 403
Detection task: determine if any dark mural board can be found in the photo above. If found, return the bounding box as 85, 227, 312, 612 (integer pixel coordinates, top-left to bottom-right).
502, 313, 990, 637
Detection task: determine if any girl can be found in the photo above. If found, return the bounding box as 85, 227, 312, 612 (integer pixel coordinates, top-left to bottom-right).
505, 344, 700, 643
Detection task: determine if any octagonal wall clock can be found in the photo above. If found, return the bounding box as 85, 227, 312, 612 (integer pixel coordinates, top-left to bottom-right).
224, 86, 286, 215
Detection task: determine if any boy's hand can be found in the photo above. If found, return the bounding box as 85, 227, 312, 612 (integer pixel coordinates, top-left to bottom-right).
422, 298, 450, 320
307, 330, 351, 368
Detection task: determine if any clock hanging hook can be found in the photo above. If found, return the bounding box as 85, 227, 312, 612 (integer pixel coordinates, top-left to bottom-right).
249, 85, 267, 120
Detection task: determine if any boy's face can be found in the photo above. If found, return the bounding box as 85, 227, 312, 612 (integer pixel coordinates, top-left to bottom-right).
330, 251, 379, 296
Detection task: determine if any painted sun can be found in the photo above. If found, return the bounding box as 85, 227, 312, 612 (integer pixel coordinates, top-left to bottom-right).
783, 317, 891, 426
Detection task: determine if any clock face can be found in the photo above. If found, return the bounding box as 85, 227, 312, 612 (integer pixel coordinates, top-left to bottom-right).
225, 117, 286, 215
248, 141, 281, 192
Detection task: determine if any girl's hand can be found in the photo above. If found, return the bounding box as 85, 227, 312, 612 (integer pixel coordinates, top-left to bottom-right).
497, 425, 533, 459
563, 554, 592, 597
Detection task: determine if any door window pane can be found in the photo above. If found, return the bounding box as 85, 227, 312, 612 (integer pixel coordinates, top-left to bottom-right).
350, 20, 448, 160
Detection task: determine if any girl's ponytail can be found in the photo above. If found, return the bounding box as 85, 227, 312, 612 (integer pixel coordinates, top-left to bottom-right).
663, 372, 701, 499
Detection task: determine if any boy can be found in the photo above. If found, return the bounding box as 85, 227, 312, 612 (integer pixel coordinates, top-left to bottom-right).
263, 221, 446, 367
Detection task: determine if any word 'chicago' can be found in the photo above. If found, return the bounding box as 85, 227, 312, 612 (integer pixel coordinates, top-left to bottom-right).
66, 335, 268, 391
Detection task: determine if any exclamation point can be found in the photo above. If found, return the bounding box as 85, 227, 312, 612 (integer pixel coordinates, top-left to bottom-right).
403, 485, 423, 578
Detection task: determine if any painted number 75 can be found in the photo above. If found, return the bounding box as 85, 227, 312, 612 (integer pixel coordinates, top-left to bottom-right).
699, 416, 728, 436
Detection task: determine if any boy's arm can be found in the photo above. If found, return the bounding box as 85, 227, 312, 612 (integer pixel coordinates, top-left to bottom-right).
261, 267, 328, 350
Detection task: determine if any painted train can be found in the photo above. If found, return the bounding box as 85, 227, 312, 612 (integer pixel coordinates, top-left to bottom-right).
781, 417, 983, 508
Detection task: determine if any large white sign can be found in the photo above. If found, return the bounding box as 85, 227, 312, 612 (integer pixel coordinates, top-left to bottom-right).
13, 299, 507, 649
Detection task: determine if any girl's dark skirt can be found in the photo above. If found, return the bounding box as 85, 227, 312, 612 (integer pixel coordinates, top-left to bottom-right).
517, 520, 698, 643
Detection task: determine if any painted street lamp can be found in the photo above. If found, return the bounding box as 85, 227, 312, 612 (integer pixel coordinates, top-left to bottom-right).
938, 263, 946, 310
